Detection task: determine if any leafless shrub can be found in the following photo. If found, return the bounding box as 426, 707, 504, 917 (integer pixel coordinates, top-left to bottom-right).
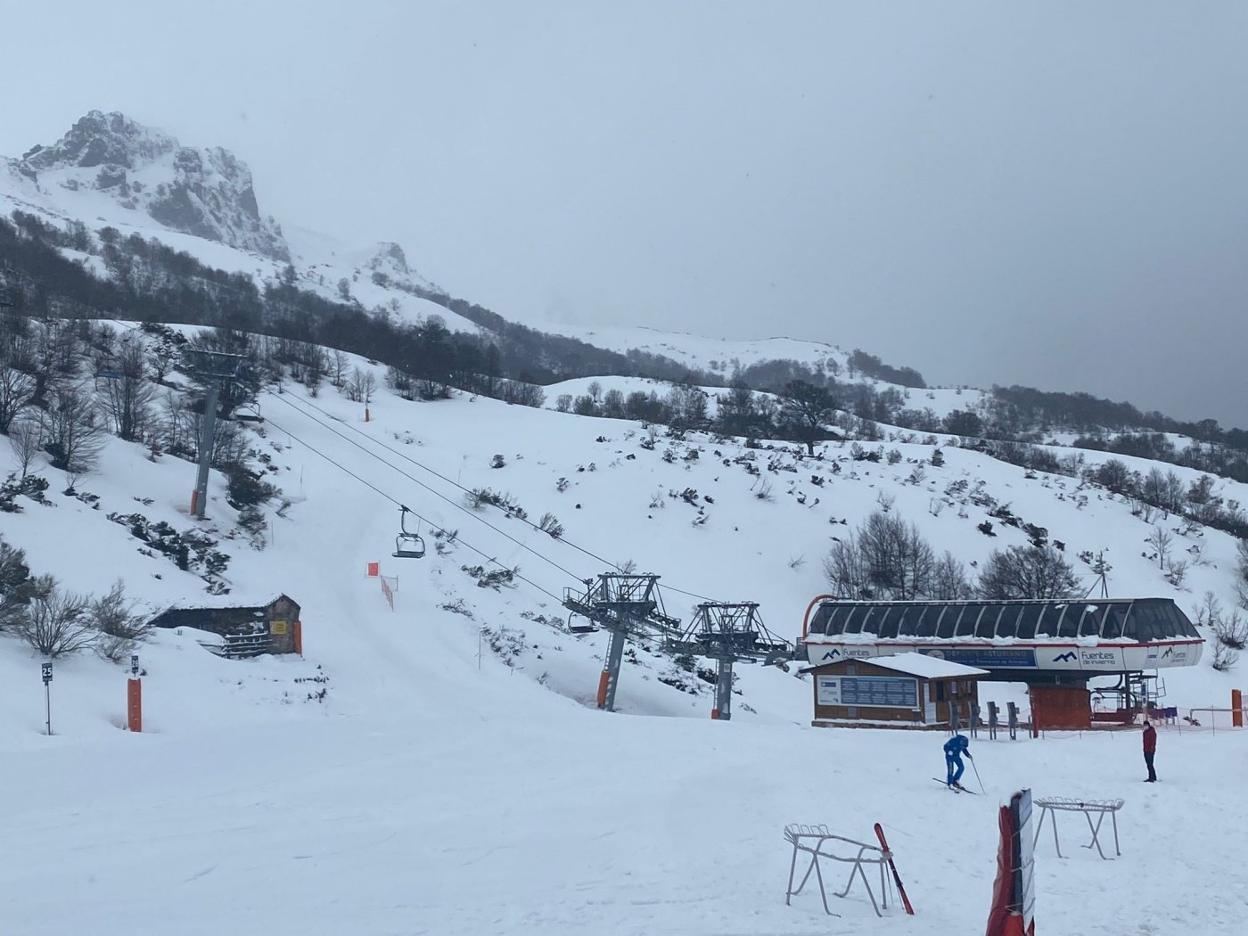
13, 586, 93, 657
1216, 611, 1247, 652
1211, 639, 1238, 672
538, 512, 565, 539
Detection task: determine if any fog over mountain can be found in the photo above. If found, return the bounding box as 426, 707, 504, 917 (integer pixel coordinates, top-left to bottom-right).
0, 0, 1245, 427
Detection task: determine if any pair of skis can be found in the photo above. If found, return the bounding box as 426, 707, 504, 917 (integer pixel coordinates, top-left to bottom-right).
932, 777, 978, 794
872, 823, 915, 916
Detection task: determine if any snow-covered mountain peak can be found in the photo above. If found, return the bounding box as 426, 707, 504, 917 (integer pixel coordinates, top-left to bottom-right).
14, 110, 289, 262
22, 110, 178, 170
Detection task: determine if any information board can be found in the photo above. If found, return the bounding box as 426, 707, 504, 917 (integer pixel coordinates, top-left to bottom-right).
818, 675, 917, 708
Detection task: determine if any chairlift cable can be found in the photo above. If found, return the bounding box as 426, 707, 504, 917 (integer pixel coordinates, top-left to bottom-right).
275, 391, 621, 570
266, 392, 588, 583
262, 414, 563, 603
273, 391, 727, 602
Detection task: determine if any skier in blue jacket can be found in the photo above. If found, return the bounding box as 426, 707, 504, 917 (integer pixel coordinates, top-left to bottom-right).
943, 733, 972, 789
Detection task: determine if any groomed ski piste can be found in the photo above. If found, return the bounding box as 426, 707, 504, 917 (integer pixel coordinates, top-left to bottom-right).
2, 338, 1247, 936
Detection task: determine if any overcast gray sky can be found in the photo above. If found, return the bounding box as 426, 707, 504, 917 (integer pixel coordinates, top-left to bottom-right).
1, 1, 1245, 427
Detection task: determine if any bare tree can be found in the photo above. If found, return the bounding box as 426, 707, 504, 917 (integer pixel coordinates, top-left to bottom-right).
978, 545, 1079, 600
346, 367, 378, 405
823, 536, 870, 598
779, 380, 838, 455
39, 382, 106, 473
330, 350, 350, 388
930, 551, 974, 599
101, 339, 154, 441
0, 362, 36, 435
8, 416, 42, 477
824, 510, 935, 600
1146, 525, 1172, 570
13, 585, 93, 657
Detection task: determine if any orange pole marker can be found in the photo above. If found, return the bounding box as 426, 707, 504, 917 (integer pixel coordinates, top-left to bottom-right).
595, 670, 610, 709
293, 620, 303, 657
189, 490, 199, 516
127, 678, 142, 732
1233, 689, 1243, 728
364, 407, 371, 423
710, 708, 720, 720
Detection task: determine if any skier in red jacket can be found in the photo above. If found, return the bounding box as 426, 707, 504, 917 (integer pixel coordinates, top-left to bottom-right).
1142, 719, 1157, 782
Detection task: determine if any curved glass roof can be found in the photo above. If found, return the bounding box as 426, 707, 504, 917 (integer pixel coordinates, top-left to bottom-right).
808, 598, 1198, 642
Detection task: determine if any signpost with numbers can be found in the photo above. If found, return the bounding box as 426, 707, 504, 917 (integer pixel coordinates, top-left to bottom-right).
41, 661, 52, 735
127, 655, 142, 732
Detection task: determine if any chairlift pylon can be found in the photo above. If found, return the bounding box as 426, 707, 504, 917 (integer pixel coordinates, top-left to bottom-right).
393, 506, 426, 559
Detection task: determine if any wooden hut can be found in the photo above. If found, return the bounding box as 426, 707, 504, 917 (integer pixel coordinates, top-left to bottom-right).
804, 652, 987, 729
149, 594, 301, 657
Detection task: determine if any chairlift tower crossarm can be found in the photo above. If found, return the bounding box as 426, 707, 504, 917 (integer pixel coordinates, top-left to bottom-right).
562, 573, 680, 712
666, 602, 794, 720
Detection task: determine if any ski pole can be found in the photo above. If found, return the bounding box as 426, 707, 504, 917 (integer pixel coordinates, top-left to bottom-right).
970, 757, 985, 794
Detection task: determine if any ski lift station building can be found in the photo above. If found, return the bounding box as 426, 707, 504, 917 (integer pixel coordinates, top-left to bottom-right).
803, 652, 988, 729
801, 597, 1204, 730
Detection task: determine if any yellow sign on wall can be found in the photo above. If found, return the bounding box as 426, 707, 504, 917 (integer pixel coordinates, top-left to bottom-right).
270, 619, 289, 636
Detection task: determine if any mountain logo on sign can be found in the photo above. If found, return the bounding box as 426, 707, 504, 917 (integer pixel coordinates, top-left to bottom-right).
821, 649, 842, 661
1052, 651, 1078, 663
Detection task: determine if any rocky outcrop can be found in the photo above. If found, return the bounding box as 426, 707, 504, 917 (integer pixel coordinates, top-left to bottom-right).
19, 111, 289, 261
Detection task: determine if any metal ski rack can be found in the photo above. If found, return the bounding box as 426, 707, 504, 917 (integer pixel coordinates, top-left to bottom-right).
563, 573, 680, 712
665, 602, 793, 720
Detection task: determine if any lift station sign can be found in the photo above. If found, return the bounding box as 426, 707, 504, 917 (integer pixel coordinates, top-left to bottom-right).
818, 675, 918, 709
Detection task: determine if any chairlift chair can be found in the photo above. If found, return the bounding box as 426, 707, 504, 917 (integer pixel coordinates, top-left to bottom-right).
393, 506, 426, 559
567, 612, 597, 635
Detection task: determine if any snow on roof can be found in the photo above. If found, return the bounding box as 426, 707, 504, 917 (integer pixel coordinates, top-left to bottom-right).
859, 652, 988, 679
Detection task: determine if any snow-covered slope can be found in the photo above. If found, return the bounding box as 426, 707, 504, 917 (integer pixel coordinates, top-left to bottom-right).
2, 326, 1246, 933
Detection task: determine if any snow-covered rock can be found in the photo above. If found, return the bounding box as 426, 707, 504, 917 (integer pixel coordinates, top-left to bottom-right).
18, 110, 289, 261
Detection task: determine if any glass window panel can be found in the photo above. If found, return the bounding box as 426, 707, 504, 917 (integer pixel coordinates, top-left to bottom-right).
1171, 603, 1200, 638
878, 605, 906, 639
823, 605, 847, 636
976, 605, 1003, 638
936, 606, 958, 639
842, 605, 864, 634
1080, 605, 1105, 637
1136, 609, 1157, 641
1102, 603, 1127, 639
995, 605, 1021, 638
897, 605, 923, 637
857, 606, 879, 636
955, 605, 984, 637
1034, 605, 1057, 638
1058, 604, 1082, 638
809, 604, 831, 635
1015, 605, 1042, 640
916, 606, 940, 638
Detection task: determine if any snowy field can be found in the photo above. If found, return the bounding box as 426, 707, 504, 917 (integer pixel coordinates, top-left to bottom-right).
2, 345, 1247, 935
4, 690, 1246, 935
